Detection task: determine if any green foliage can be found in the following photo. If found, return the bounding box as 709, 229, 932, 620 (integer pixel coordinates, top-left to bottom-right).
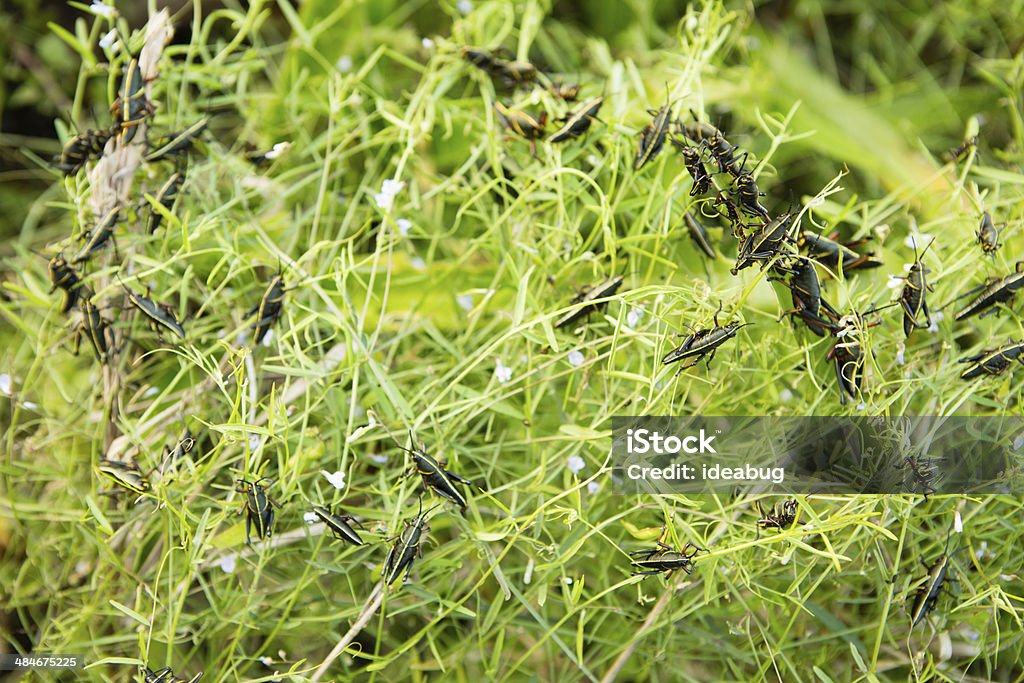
1, 0, 1023, 681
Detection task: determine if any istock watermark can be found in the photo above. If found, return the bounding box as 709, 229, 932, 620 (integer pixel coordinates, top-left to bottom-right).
611, 416, 1024, 495
625, 427, 717, 454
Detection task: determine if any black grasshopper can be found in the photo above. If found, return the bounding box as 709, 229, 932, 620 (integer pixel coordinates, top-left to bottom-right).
683, 211, 717, 259
976, 211, 1001, 256
897, 238, 936, 338
73, 299, 113, 363
382, 500, 438, 586
671, 138, 712, 197
166, 429, 196, 462
462, 48, 536, 86
493, 59, 538, 87
634, 96, 674, 171
755, 499, 801, 539
144, 117, 209, 163
731, 172, 771, 220
900, 456, 940, 498
550, 81, 581, 101
827, 313, 879, 405
461, 47, 500, 74
731, 211, 797, 274
118, 277, 186, 340
235, 478, 281, 545
47, 252, 88, 313
112, 57, 153, 143
399, 433, 475, 512
713, 190, 745, 237
51, 127, 113, 175
908, 525, 961, 628
799, 230, 883, 275
494, 102, 547, 154
953, 261, 1024, 321
310, 505, 364, 546
247, 272, 288, 345
72, 208, 120, 264
629, 541, 705, 577
661, 304, 749, 370
548, 96, 604, 143
143, 666, 203, 683
769, 258, 839, 337
959, 339, 1024, 379
554, 275, 624, 329
97, 459, 150, 497
146, 172, 185, 234
945, 135, 977, 163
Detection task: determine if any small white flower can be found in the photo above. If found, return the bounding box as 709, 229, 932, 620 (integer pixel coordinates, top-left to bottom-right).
89, 1, 117, 18
422, 38, 434, 49
954, 510, 963, 533
373, 179, 405, 212
456, 293, 474, 311
247, 434, 263, 451
886, 275, 903, 289
456, 0, 473, 14
263, 142, 292, 160
567, 350, 584, 367
259, 656, 274, 667
219, 554, 236, 573
896, 343, 906, 366
780, 389, 793, 402
410, 257, 426, 271
857, 402, 867, 410
303, 512, 318, 524
369, 453, 389, 464
99, 29, 118, 50
321, 469, 346, 490
261, 329, 275, 346
396, 218, 412, 236
563, 577, 573, 585
336, 55, 353, 73
975, 541, 988, 559
567, 455, 585, 474
927, 320, 940, 334
0, 374, 11, 395
23, 401, 37, 410
494, 359, 513, 384
144, 387, 158, 397
626, 308, 644, 328
587, 481, 600, 495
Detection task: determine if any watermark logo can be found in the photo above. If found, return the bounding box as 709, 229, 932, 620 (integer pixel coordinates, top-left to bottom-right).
625, 428, 718, 454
